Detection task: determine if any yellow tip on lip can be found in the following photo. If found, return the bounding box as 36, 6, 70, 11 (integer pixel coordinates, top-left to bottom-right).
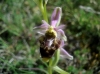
42, 58, 50, 62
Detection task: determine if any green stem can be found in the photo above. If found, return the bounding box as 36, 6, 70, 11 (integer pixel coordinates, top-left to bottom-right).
53, 49, 60, 66
47, 49, 60, 74
48, 66, 52, 74
48, 59, 53, 74
39, 0, 48, 22
33, 0, 48, 22
43, 2, 48, 22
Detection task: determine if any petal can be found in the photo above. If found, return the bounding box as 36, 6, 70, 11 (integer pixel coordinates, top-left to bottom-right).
33, 21, 49, 30
60, 40, 65, 47
42, 20, 49, 26
36, 30, 46, 35
33, 20, 49, 34
38, 24, 48, 29
51, 20, 57, 28
57, 29, 67, 41
33, 26, 47, 37
56, 24, 66, 30
51, 7, 62, 27
40, 20, 49, 29
33, 28, 46, 39
60, 48, 73, 60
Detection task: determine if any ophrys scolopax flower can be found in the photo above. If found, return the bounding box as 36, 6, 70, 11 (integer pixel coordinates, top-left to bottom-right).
34, 7, 73, 61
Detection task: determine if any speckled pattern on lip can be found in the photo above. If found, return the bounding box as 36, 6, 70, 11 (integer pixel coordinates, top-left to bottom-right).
39, 36, 61, 59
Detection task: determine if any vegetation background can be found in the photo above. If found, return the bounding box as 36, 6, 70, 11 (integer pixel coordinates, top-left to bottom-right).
0, 0, 100, 74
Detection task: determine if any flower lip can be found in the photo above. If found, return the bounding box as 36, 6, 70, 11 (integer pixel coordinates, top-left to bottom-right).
39, 37, 61, 60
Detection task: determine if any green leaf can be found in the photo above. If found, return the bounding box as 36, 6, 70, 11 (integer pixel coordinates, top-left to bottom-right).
53, 66, 70, 74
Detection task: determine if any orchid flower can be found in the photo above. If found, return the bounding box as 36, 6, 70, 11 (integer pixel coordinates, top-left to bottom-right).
34, 7, 73, 60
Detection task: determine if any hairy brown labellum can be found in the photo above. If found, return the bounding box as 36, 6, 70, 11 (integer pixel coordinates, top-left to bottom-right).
39, 36, 61, 59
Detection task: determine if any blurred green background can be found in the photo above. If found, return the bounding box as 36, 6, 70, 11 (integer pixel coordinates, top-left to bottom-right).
0, 0, 100, 74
